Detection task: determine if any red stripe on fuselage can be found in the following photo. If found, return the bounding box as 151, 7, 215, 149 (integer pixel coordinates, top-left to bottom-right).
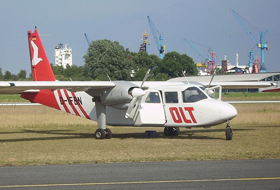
70, 91, 90, 119
63, 89, 81, 117
57, 90, 71, 114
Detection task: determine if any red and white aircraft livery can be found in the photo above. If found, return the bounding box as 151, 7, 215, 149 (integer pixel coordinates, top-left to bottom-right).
0, 28, 273, 140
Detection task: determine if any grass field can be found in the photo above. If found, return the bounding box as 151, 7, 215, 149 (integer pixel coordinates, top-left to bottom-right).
0, 100, 279, 166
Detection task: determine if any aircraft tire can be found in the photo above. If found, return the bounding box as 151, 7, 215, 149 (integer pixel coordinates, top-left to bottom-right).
164, 127, 172, 136
95, 129, 105, 139
225, 127, 233, 140
105, 128, 112, 139
164, 127, 179, 136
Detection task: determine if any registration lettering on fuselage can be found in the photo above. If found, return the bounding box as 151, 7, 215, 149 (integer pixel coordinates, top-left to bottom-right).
59, 96, 83, 105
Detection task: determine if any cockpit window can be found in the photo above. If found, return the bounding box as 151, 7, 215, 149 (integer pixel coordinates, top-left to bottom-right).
182, 87, 207, 103
165, 92, 178, 103
145, 92, 161, 103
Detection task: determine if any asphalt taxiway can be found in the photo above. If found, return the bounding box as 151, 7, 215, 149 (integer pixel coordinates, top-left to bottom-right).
0, 159, 279, 190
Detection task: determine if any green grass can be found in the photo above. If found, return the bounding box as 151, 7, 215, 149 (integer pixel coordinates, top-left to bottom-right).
0, 103, 279, 166
220, 92, 280, 101
0, 94, 28, 102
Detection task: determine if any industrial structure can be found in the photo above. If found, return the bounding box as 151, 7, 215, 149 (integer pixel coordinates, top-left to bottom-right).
54, 43, 72, 68
147, 16, 165, 59
231, 8, 269, 73
139, 31, 149, 52
84, 33, 91, 46
184, 38, 217, 75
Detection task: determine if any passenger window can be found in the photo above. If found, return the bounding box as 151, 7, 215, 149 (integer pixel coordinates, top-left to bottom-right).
145, 92, 161, 103
182, 87, 207, 103
165, 92, 178, 103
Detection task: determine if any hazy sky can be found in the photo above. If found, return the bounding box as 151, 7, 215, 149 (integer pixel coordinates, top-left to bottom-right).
1, 0, 279, 75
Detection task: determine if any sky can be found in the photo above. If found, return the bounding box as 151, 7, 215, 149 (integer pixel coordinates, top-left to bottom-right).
0, 0, 280, 75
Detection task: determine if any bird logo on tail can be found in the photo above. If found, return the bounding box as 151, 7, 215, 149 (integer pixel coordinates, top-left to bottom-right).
31, 40, 42, 66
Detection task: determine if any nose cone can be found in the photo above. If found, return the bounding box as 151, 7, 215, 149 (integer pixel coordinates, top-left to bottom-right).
220, 103, 237, 121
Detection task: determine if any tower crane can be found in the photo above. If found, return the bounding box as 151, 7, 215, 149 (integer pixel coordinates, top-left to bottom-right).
147, 16, 165, 59
184, 38, 216, 74
84, 33, 91, 46
183, 38, 208, 61
231, 8, 269, 73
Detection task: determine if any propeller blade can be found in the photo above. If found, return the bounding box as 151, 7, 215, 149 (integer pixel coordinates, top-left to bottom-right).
140, 69, 150, 88
125, 97, 138, 118
125, 69, 150, 119
208, 70, 216, 88
125, 88, 145, 118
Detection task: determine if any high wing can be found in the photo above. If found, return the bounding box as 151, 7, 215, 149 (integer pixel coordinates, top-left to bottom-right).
0, 81, 116, 94
0, 81, 187, 94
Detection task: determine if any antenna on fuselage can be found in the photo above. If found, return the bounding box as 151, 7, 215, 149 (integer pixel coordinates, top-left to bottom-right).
182, 71, 190, 85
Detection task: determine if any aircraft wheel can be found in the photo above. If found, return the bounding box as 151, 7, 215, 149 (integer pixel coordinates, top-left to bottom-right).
225, 127, 233, 140
164, 127, 180, 136
164, 127, 172, 136
95, 129, 105, 139
105, 128, 112, 139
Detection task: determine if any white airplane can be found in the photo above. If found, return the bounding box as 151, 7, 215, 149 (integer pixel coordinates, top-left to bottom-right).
0, 28, 273, 140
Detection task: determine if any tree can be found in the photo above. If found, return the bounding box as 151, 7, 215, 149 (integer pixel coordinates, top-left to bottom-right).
131, 52, 158, 81
0, 67, 3, 80
161, 52, 197, 78
84, 39, 133, 80
51, 64, 92, 81
17, 70, 27, 80
4, 71, 12, 81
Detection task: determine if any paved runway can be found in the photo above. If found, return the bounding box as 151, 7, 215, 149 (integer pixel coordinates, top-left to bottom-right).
0, 159, 279, 190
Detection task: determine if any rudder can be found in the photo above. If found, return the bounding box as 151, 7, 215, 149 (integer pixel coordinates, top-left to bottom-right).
28, 27, 55, 81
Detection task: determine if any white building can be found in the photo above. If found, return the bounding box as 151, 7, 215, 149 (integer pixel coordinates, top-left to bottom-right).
54, 43, 72, 68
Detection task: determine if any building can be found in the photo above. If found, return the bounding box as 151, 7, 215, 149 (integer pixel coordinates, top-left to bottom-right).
54, 43, 72, 68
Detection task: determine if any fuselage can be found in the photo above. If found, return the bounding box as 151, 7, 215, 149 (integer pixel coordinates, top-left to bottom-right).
31, 84, 237, 128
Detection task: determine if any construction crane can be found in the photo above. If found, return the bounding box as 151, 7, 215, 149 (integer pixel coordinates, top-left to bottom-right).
184, 38, 208, 61
231, 8, 269, 73
84, 33, 91, 46
147, 16, 165, 59
184, 38, 216, 74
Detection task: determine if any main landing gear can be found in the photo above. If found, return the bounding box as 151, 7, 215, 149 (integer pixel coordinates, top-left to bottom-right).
94, 100, 112, 139
95, 128, 112, 139
164, 127, 180, 136
225, 120, 233, 140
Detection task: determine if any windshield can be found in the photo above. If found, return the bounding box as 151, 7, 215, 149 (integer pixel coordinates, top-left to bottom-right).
182, 87, 208, 103
199, 86, 215, 98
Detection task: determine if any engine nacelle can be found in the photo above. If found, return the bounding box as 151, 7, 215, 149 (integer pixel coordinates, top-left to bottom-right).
100, 81, 139, 109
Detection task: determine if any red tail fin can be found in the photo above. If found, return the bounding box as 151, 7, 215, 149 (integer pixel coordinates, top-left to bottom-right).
28, 27, 55, 81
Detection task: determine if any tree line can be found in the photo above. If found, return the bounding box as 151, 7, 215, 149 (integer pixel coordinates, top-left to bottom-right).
0, 39, 198, 81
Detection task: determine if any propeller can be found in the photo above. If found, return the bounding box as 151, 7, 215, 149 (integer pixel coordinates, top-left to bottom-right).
208, 69, 216, 88
125, 69, 150, 118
